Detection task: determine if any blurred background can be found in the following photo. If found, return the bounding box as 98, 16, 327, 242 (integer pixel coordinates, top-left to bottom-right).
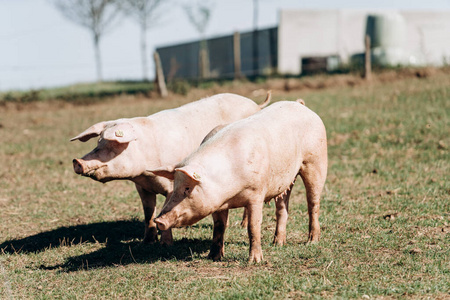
1, 0, 450, 92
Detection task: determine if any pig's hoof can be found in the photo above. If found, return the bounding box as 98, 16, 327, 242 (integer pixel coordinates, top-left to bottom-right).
248, 251, 263, 263
159, 236, 173, 246
208, 244, 224, 261
307, 231, 320, 243
160, 230, 174, 246
272, 237, 286, 246
143, 227, 158, 244
142, 237, 157, 244
307, 234, 320, 244
160, 240, 173, 246
207, 251, 223, 261
306, 238, 319, 245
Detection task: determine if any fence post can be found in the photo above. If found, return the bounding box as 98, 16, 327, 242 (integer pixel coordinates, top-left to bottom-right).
199, 40, 210, 79
364, 34, 372, 81
233, 31, 242, 79
153, 51, 168, 98
252, 30, 259, 77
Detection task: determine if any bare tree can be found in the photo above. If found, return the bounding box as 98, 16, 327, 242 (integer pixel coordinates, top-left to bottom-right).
182, 0, 213, 36
253, 0, 259, 30
52, 0, 122, 82
120, 0, 168, 81
182, 0, 215, 79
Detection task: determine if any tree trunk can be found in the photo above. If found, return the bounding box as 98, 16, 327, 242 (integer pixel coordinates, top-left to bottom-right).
252, 0, 259, 76
93, 34, 103, 82
141, 25, 149, 81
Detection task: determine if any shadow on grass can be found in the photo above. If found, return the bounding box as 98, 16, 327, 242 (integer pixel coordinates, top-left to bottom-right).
0, 219, 212, 272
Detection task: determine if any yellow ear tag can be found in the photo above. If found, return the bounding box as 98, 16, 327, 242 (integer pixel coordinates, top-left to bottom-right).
115, 130, 124, 137
192, 172, 201, 180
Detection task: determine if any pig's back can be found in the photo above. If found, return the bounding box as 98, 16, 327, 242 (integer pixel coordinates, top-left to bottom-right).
252, 101, 326, 197
145, 93, 261, 166
229, 100, 324, 148
212, 101, 325, 199
261, 101, 324, 148
150, 93, 259, 127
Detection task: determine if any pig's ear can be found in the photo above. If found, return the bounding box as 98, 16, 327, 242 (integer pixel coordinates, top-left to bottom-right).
146, 166, 176, 180
175, 166, 202, 183
103, 123, 137, 143
70, 121, 109, 142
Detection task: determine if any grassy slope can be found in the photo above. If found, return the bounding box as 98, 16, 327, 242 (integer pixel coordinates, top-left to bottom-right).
0, 72, 448, 299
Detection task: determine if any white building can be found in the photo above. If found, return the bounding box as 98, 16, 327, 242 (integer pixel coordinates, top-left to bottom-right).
157, 9, 450, 80
278, 10, 450, 75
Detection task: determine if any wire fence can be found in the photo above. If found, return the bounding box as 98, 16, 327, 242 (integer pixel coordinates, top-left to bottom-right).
156, 27, 278, 82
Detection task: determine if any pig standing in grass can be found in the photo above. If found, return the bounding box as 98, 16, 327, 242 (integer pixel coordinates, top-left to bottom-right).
71, 93, 270, 245
150, 100, 327, 262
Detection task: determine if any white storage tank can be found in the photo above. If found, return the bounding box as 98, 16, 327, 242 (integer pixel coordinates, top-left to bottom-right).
365, 12, 410, 66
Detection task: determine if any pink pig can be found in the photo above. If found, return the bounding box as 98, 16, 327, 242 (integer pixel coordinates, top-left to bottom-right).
149, 100, 327, 262
71, 93, 270, 245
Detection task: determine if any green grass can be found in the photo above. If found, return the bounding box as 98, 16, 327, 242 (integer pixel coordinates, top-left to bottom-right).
0, 71, 449, 299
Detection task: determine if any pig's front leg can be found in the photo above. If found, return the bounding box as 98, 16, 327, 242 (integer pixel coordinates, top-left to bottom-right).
247, 202, 264, 263
159, 192, 174, 246
136, 185, 158, 243
160, 230, 174, 245
208, 209, 229, 261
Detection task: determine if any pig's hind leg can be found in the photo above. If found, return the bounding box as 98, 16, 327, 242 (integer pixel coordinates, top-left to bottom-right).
247, 201, 265, 263
208, 209, 229, 261
273, 184, 293, 246
299, 158, 327, 243
240, 208, 248, 228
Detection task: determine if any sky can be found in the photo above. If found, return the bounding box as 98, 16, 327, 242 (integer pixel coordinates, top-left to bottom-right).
1, 0, 450, 91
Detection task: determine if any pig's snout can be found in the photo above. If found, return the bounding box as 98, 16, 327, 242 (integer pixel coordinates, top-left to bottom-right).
73, 159, 85, 175
154, 214, 172, 231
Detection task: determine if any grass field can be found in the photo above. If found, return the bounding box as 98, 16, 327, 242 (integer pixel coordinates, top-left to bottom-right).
0, 71, 449, 299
